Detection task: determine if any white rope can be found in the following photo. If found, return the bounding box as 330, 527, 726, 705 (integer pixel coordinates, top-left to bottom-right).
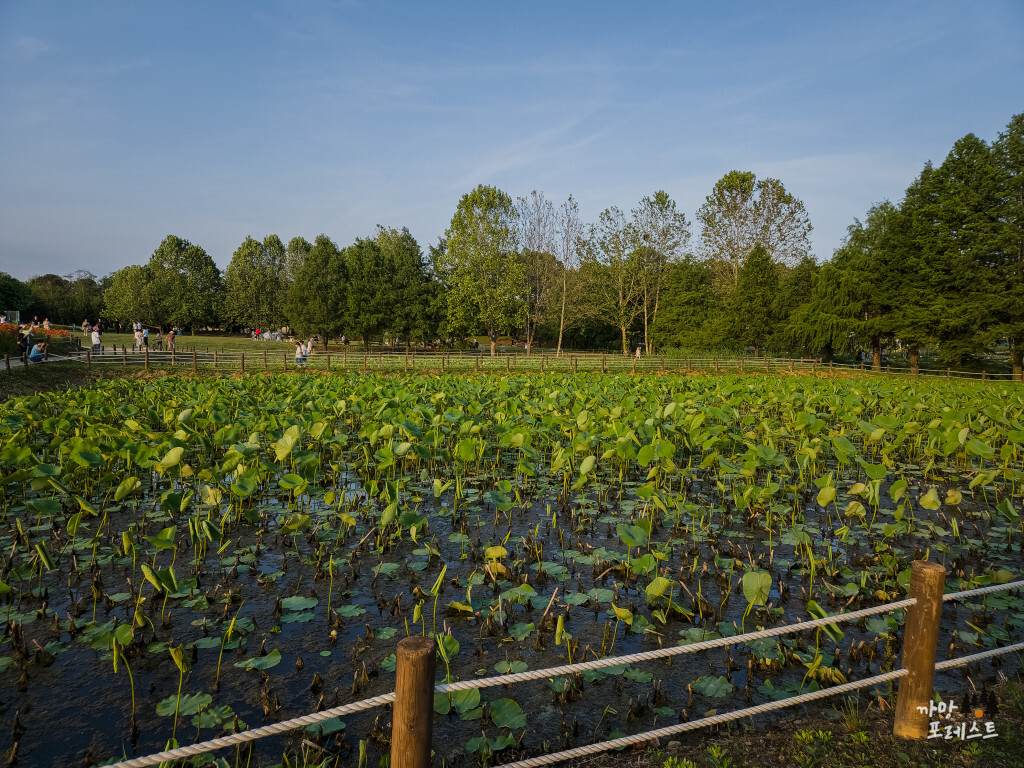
102, 691, 396, 768
934, 642, 1024, 671
494, 670, 908, 768
435, 598, 916, 693
942, 581, 1024, 602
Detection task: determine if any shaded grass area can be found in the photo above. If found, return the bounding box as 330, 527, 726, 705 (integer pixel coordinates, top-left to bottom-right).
584, 678, 1024, 768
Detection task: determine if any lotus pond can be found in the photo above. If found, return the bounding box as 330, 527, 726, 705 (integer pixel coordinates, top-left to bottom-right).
0, 372, 1022, 767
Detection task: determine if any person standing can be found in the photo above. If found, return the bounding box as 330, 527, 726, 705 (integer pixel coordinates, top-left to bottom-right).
635, 346, 641, 359
143, 328, 149, 348
294, 340, 306, 367
91, 327, 101, 353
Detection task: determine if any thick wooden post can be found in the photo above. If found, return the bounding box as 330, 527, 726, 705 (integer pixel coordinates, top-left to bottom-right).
171, 348, 175, 365
363, 354, 367, 371
390, 636, 436, 768
404, 354, 408, 373
660, 357, 664, 372
507, 355, 510, 373
240, 352, 245, 373
893, 560, 945, 739
475, 356, 479, 372
122, 347, 127, 365
264, 349, 268, 370
601, 354, 606, 374
192, 349, 197, 373
86, 351, 91, 370
714, 358, 719, 374
739, 358, 744, 373
765, 358, 770, 373
982, 370, 986, 383
631, 356, 636, 374
144, 346, 149, 370
441, 355, 445, 373
326, 352, 331, 372
213, 351, 217, 369
4, 355, 9, 372
946, 368, 950, 380
283, 352, 288, 371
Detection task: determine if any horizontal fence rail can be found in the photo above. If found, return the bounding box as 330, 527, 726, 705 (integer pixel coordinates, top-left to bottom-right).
5, 346, 1022, 382
100, 570, 1024, 768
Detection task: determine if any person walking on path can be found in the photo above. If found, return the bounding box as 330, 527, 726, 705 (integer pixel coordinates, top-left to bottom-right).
91, 328, 101, 353
294, 340, 307, 367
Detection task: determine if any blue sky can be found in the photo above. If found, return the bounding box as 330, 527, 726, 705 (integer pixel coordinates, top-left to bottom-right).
1, 1, 1022, 280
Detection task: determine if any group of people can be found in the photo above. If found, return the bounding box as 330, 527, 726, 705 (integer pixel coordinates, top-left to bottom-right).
293, 337, 317, 367
5, 323, 49, 363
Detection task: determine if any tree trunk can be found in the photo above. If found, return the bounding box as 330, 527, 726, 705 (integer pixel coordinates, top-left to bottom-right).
556, 272, 567, 357
872, 337, 882, 372
490, 338, 496, 357
1010, 337, 1023, 380
909, 343, 920, 375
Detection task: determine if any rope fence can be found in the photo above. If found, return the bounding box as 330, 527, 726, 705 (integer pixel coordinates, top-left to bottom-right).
99, 568, 1023, 768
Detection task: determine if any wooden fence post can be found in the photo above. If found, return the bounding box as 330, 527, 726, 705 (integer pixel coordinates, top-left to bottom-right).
192, 349, 197, 373
982, 371, 986, 383
213, 351, 217, 369
4, 355, 9, 372
714, 358, 719, 373
264, 349, 268, 370
631, 356, 636, 374
122, 346, 127, 365
145, 346, 149, 371
602, 354, 606, 374
171, 348, 175, 365
363, 354, 367, 372
390, 636, 436, 768
86, 352, 90, 370
765, 358, 770, 373
507, 355, 510, 373
893, 560, 946, 739
660, 357, 665, 372
475, 356, 479, 373
241, 352, 245, 373
946, 368, 950, 380
284, 352, 288, 371
739, 358, 744, 373
789, 359, 793, 373
404, 354, 408, 373
326, 352, 331, 372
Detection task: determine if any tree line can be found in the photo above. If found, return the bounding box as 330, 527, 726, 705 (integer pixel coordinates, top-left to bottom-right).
2, 112, 1019, 369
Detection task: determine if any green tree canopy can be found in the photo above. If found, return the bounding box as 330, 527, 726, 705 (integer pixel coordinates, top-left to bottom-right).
285, 234, 345, 339
147, 235, 222, 332
223, 235, 287, 331
697, 171, 812, 293
439, 185, 524, 355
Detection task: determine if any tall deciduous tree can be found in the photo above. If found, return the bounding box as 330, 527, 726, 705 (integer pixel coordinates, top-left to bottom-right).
632, 191, 691, 353
147, 235, 222, 333
697, 171, 812, 293
590, 206, 643, 356
223, 235, 287, 331
285, 236, 312, 283
440, 185, 524, 355
103, 265, 153, 324
554, 195, 585, 356
0, 272, 31, 317
517, 190, 558, 353
285, 234, 345, 340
